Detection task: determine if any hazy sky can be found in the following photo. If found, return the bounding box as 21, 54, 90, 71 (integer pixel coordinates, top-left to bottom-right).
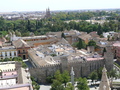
0, 0, 120, 12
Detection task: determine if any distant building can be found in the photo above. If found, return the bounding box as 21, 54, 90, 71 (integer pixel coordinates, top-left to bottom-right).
45, 8, 51, 18
103, 31, 116, 38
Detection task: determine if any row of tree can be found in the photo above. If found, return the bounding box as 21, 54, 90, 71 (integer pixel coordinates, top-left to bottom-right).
50, 70, 89, 90
73, 39, 96, 49
52, 11, 118, 21
49, 67, 119, 90
0, 10, 120, 37
89, 68, 120, 85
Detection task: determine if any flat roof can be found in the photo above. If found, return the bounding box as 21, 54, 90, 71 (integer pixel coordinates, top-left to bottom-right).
0, 84, 32, 90
0, 64, 15, 71
22, 35, 47, 40
0, 46, 16, 50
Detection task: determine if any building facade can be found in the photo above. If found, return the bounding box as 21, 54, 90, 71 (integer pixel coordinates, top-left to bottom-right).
28, 47, 113, 83
0, 46, 17, 59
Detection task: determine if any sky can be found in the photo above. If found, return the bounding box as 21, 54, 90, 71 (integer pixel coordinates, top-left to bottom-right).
0, 0, 120, 12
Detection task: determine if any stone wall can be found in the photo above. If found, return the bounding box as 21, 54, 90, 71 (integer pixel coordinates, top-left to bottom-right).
29, 64, 61, 84
29, 57, 105, 83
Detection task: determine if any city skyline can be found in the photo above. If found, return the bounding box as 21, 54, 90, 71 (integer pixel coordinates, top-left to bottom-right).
0, 0, 120, 12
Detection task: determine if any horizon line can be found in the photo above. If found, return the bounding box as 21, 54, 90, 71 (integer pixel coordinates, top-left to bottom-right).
0, 8, 120, 13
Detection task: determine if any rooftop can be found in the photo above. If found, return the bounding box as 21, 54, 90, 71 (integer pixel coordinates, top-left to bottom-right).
0, 64, 15, 71
0, 83, 32, 90
21, 35, 47, 40
0, 46, 16, 50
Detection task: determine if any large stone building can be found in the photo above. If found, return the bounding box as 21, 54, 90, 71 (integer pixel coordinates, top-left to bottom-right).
28, 39, 114, 83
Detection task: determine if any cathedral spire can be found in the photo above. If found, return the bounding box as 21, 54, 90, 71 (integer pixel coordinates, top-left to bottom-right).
98, 66, 111, 90
45, 7, 51, 18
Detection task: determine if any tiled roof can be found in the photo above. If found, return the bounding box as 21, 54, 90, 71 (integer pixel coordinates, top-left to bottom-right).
12, 39, 30, 48
78, 34, 92, 40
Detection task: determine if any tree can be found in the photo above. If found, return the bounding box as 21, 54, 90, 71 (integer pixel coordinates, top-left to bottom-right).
62, 71, 70, 87
31, 76, 40, 90
97, 24, 103, 35
65, 83, 74, 90
88, 40, 96, 47
107, 35, 110, 41
46, 75, 54, 83
108, 69, 117, 78
61, 33, 66, 38
89, 70, 98, 84
27, 20, 31, 31
77, 38, 86, 49
97, 67, 103, 80
54, 70, 63, 83
51, 80, 65, 90
76, 77, 89, 90
102, 47, 107, 56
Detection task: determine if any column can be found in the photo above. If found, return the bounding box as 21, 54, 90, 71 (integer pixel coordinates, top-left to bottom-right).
11, 51, 14, 58
7, 51, 10, 58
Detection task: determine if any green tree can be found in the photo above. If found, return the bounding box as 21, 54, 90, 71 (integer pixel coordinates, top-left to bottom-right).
97, 67, 103, 80
31, 76, 40, 90
108, 69, 117, 78
88, 40, 96, 47
76, 77, 89, 90
65, 83, 74, 90
102, 47, 107, 56
51, 80, 65, 90
46, 75, 54, 83
107, 35, 110, 41
61, 33, 66, 38
97, 24, 103, 35
62, 71, 70, 87
54, 70, 63, 83
77, 38, 86, 49
89, 70, 98, 84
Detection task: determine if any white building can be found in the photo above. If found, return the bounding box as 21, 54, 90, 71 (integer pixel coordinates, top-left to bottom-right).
103, 31, 116, 38
0, 46, 18, 59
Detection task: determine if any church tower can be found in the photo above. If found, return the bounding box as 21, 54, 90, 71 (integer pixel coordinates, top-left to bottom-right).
45, 7, 51, 18
98, 66, 111, 90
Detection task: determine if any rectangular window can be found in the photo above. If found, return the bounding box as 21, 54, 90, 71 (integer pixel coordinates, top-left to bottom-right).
14, 52, 16, 56
10, 52, 11, 56
18, 50, 20, 54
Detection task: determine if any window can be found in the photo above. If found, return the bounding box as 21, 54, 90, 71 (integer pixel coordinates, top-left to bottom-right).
23, 50, 25, 53
18, 50, 20, 54
5, 52, 7, 56
14, 52, 16, 56
10, 52, 11, 56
